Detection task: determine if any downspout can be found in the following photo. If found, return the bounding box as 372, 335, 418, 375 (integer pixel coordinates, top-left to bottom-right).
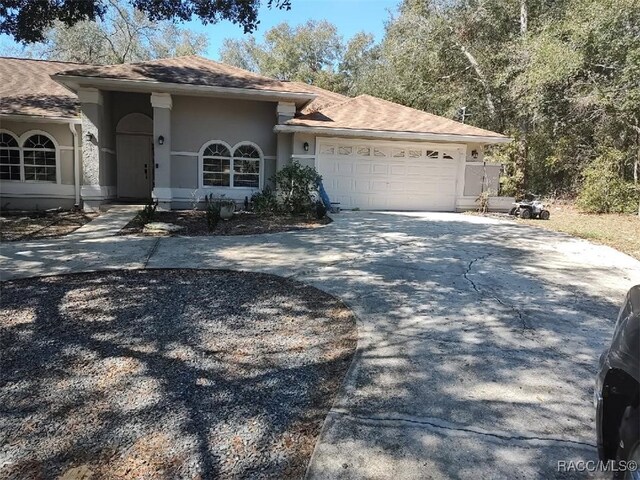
69, 122, 81, 207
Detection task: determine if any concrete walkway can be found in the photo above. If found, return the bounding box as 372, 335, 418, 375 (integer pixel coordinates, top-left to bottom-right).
1, 212, 639, 479
67, 204, 140, 239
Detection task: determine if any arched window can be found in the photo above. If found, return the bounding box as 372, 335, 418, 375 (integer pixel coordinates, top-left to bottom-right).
202, 142, 231, 187
0, 132, 20, 181
23, 134, 57, 182
233, 144, 260, 188
200, 141, 262, 188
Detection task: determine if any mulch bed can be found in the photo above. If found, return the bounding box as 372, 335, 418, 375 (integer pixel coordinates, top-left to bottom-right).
119, 210, 331, 236
0, 210, 98, 241
0, 269, 357, 480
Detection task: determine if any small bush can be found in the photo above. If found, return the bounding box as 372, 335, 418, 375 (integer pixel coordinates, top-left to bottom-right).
250, 188, 279, 215
139, 199, 158, 224
273, 161, 322, 215
475, 190, 493, 214
204, 194, 220, 231
577, 150, 639, 214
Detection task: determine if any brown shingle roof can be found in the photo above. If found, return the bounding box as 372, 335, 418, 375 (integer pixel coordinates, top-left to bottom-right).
285, 81, 349, 115
54, 55, 316, 95
287, 94, 507, 139
0, 57, 79, 118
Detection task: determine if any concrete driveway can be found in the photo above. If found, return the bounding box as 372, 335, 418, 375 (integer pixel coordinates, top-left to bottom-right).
2, 211, 639, 479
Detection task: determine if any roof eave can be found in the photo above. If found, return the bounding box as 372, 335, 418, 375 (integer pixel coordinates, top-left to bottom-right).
52, 74, 317, 106
0, 112, 81, 124
274, 124, 513, 144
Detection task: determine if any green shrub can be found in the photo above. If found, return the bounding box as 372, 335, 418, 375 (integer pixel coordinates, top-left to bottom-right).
273, 161, 322, 215
315, 200, 327, 219
204, 194, 220, 231
250, 188, 279, 215
139, 199, 157, 224
577, 149, 639, 214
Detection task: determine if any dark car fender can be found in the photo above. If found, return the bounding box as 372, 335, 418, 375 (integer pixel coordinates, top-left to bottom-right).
595, 285, 640, 461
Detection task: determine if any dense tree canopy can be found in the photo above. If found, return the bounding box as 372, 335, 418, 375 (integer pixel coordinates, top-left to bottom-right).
220, 20, 378, 94
13, 0, 208, 64
221, 0, 639, 211
0, 0, 291, 43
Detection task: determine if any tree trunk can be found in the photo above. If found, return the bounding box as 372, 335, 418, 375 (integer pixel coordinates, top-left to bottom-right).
520, 0, 528, 35
455, 41, 496, 116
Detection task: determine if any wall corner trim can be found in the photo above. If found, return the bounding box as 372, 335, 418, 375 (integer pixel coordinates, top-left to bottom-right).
151, 92, 173, 109
77, 88, 103, 105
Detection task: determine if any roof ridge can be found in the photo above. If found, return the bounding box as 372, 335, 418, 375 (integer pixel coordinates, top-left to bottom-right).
352, 94, 503, 137
0, 56, 89, 66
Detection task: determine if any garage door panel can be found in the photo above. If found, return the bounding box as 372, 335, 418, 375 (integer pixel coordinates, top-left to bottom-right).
317, 140, 458, 211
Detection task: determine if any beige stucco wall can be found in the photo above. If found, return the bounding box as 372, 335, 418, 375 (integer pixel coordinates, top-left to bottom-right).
292, 132, 316, 156
170, 95, 277, 155
465, 143, 485, 162
463, 163, 501, 196
171, 155, 198, 188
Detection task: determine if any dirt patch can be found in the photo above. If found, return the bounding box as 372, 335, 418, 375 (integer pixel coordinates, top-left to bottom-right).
467, 203, 640, 260
119, 210, 331, 236
0, 270, 357, 479
0, 210, 98, 241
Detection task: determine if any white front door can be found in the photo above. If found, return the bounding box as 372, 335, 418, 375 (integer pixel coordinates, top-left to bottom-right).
116, 134, 153, 199
316, 139, 460, 211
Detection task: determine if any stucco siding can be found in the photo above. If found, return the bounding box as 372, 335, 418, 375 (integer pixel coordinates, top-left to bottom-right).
292, 132, 315, 155
264, 158, 277, 189
171, 155, 198, 189
0, 119, 74, 146
171, 95, 277, 155
463, 163, 502, 196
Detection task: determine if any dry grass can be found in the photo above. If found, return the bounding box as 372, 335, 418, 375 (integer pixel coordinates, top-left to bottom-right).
0, 210, 97, 241
512, 203, 639, 260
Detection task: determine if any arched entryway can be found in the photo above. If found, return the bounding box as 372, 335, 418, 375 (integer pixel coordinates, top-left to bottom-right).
116, 113, 153, 200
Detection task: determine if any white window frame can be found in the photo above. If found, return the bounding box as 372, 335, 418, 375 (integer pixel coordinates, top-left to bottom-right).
198, 140, 264, 190
231, 141, 263, 189
0, 129, 61, 184
0, 129, 22, 182
200, 139, 233, 188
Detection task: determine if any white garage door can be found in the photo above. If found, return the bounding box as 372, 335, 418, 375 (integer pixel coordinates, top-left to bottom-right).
316, 139, 460, 211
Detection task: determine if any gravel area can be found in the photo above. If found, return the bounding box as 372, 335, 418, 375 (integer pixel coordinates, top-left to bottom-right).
0, 270, 357, 479
0, 210, 98, 241
119, 210, 331, 236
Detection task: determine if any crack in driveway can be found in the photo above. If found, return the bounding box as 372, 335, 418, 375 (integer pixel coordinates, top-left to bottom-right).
330, 410, 596, 450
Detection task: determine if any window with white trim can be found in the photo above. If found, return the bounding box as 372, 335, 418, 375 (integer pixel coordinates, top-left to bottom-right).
202, 142, 231, 186
233, 145, 260, 188
201, 141, 262, 188
0, 132, 20, 181
23, 134, 57, 182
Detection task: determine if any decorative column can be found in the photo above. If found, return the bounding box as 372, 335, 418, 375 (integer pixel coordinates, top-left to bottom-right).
151, 92, 172, 210
78, 88, 107, 212
275, 102, 295, 173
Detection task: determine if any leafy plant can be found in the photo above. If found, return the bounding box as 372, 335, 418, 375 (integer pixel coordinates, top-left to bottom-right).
577, 149, 640, 214
273, 161, 322, 215
315, 200, 327, 219
139, 198, 158, 224
204, 194, 221, 231
250, 188, 280, 215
